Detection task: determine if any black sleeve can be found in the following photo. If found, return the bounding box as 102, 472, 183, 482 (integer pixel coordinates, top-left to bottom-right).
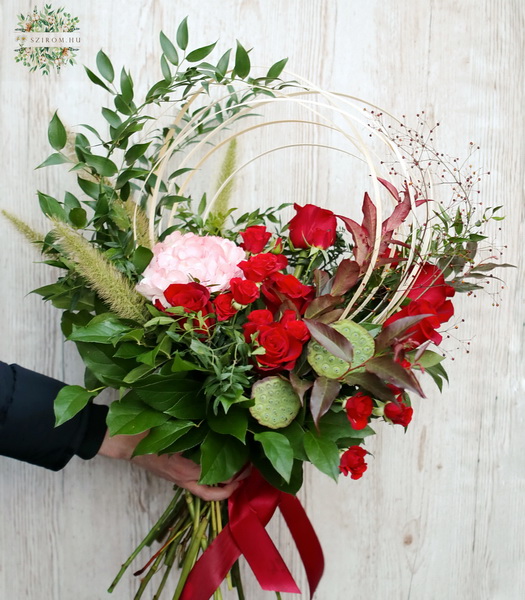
0, 361, 108, 471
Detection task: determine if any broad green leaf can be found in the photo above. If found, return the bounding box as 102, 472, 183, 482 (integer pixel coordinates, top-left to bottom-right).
36, 152, 69, 169
124, 142, 151, 165
234, 40, 250, 78
123, 364, 155, 384
85, 66, 112, 92
69, 207, 87, 228
38, 191, 67, 221
171, 354, 208, 372
107, 394, 169, 435
215, 49, 231, 80
48, 111, 67, 151
101, 107, 122, 128
317, 410, 375, 442
54, 385, 96, 426
120, 67, 134, 102
160, 54, 171, 81
134, 377, 205, 418
132, 420, 194, 456
160, 31, 179, 65
68, 313, 131, 344
412, 350, 445, 368
132, 246, 154, 275
96, 49, 114, 82
199, 432, 248, 485
84, 153, 118, 177
113, 343, 147, 359
64, 192, 80, 210
77, 177, 101, 200
208, 407, 248, 442
75, 342, 130, 387
254, 432, 294, 483
303, 431, 340, 481
186, 42, 217, 62
176, 17, 189, 50
162, 425, 208, 454
267, 57, 288, 80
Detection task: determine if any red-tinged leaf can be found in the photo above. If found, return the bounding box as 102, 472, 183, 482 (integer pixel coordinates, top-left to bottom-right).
275, 298, 300, 319
382, 189, 412, 235
344, 372, 396, 403
338, 215, 370, 266
375, 314, 433, 351
331, 259, 360, 295
316, 309, 344, 324
304, 319, 354, 363
378, 177, 400, 202
304, 294, 344, 319
365, 356, 425, 396
289, 372, 313, 406
310, 376, 341, 428
313, 269, 330, 296
361, 192, 377, 238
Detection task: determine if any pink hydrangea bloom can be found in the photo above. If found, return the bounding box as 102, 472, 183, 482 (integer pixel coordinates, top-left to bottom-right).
136, 231, 246, 306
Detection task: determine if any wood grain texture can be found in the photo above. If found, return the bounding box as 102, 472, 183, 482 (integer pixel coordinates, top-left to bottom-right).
1, 1, 523, 598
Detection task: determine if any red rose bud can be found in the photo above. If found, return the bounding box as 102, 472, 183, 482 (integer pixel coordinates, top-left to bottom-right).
238, 253, 288, 282
384, 401, 413, 427
271, 237, 284, 254
345, 393, 374, 430
213, 292, 237, 321
289, 203, 337, 249
240, 225, 272, 254
164, 282, 211, 312
339, 446, 368, 480
230, 277, 260, 305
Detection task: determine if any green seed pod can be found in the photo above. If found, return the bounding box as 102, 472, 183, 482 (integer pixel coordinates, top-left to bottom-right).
250, 376, 301, 429
307, 319, 375, 379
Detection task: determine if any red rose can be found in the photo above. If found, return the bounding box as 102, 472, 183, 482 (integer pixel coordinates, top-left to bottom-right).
240, 225, 272, 254
384, 401, 413, 427
243, 309, 274, 341
214, 292, 237, 321
164, 282, 211, 313
280, 309, 310, 342
229, 277, 260, 305
255, 324, 303, 371
345, 393, 374, 430
238, 253, 288, 282
384, 263, 455, 347
339, 446, 368, 480
289, 203, 337, 249
262, 272, 315, 314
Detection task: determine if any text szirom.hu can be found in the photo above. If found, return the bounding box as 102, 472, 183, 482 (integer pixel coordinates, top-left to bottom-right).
14, 34, 81, 48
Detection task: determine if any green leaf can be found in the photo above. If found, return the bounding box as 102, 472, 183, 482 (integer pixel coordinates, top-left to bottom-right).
48, 111, 67, 151
176, 17, 189, 50
54, 385, 96, 426
132, 420, 194, 456
317, 410, 375, 442
234, 40, 250, 78
160, 31, 179, 65
254, 432, 294, 482
96, 49, 114, 82
36, 152, 70, 169
101, 107, 122, 128
64, 191, 80, 210
85, 66, 112, 92
69, 207, 87, 228
208, 407, 248, 443
120, 67, 134, 102
84, 153, 118, 177
68, 313, 131, 344
199, 432, 248, 485
186, 42, 217, 62
124, 142, 151, 165
160, 54, 172, 81
215, 49, 231, 80
267, 57, 288, 79
171, 354, 208, 372
162, 426, 208, 454
412, 350, 445, 368
107, 393, 169, 435
134, 377, 205, 419
303, 431, 340, 481
123, 364, 155, 384
132, 246, 154, 275
75, 342, 130, 387
77, 177, 101, 199
38, 191, 67, 221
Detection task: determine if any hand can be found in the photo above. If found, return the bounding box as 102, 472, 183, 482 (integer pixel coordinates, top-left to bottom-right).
97, 430, 242, 501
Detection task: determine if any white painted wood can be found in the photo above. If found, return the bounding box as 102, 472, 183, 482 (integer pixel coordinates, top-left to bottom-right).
0, 1, 523, 598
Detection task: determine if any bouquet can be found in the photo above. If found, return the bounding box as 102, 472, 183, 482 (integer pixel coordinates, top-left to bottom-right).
5, 18, 506, 600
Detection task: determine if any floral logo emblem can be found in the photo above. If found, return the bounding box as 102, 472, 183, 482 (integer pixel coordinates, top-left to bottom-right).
14, 5, 80, 75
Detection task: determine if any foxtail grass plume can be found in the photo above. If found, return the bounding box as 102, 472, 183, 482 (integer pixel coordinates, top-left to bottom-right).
53, 220, 147, 323
207, 138, 237, 232
1, 209, 46, 248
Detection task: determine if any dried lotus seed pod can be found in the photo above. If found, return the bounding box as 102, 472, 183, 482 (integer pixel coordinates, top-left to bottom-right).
250, 376, 301, 429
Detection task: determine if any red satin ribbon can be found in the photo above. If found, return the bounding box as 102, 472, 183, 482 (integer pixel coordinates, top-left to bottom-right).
180, 469, 324, 600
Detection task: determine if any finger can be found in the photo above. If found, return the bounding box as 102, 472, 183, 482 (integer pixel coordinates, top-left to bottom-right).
184, 480, 240, 502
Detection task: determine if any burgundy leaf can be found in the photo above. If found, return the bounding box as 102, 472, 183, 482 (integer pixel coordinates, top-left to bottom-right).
313, 268, 331, 296
361, 192, 377, 238
310, 376, 342, 428
304, 318, 354, 363
365, 356, 425, 397
344, 372, 397, 402
304, 294, 344, 319
315, 308, 345, 324
337, 215, 370, 267
382, 189, 411, 235
289, 372, 314, 406
331, 259, 360, 296
378, 177, 401, 202
375, 314, 433, 351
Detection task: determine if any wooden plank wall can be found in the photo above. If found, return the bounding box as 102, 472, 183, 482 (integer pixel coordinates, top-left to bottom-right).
0, 1, 523, 598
